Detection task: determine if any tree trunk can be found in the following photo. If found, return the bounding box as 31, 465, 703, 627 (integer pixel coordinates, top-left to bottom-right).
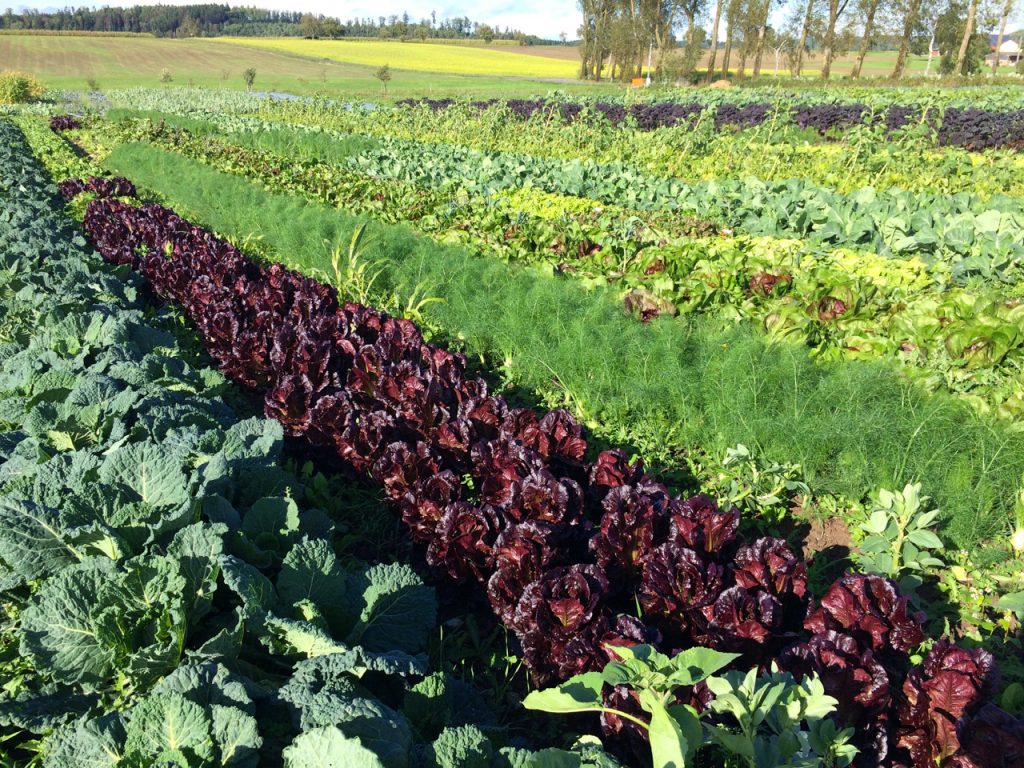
891, 0, 922, 78
706, 0, 724, 81
955, 0, 980, 75
795, 0, 814, 76
721, 3, 737, 77
851, 0, 880, 77
751, 0, 771, 76
722, 24, 734, 76
925, 25, 936, 75
738, 43, 748, 76
992, 0, 1013, 74
820, 0, 849, 79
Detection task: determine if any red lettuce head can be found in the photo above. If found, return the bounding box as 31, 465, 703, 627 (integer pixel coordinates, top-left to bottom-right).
806, 573, 926, 657
507, 468, 584, 526
669, 493, 740, 555
426, 502, 505, 583
949, 703, 1024, 768
370, 441, 442, 501
512, 564, 609, 645
589, 483, 673, 577
780, 629, 893, 765
400, 470, 462, 544
895, 641, 998, 768
264, 374, 314, 436
501, 408, 587, 466
732, 537, 809, 629
304, 392, 356, 449
588, 449, 645, 501
513, 564, 610, 684
706, 585, 789, 659
639, 542, 724, 639
487, 521, 568, 624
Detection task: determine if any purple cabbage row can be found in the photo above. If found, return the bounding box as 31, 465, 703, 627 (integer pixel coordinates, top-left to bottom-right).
76, 187, 1022, 767
58, 175, 137, 201
49, 114, 82, 132
395, 98, 1024, 150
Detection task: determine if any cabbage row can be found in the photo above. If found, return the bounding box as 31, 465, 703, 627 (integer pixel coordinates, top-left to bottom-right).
74, 171, 1024, 767
394, 99, 1024, 151
0, 121, 613, 768
340, 137, 1024, 284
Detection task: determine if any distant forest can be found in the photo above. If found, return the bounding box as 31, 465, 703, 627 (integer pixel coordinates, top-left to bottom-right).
0, 4, 555, 43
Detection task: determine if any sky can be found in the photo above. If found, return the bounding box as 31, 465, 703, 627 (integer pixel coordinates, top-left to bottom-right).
13, 1, 1024, 42
14, 2, 585, 39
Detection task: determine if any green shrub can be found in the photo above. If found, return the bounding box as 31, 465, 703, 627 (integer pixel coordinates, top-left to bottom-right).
0, 71, 45, 104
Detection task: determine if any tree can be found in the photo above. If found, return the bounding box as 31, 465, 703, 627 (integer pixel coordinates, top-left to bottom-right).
321, 17, 342, 38
478, 23, 494, 43
559, 30, 569, 43
767, 28, 794, 75
992, 0, 1015, 73
850, 0, 881, 77
720, 0, 745, 77
299, 13, 321, 39
935, 0, 985, 74
176, 14, 199, 38
751, 0, 774, 76
820, 0, 852, 77
243, 67, 256, 91
794, 0, 817, 75
891, 0, 925, 77
954, 0, 982, 74
375, 63, 392, 93
706, 0, 725, 81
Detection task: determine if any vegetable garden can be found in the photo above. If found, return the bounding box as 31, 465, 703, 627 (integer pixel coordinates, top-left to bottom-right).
3, 85, 1024, 768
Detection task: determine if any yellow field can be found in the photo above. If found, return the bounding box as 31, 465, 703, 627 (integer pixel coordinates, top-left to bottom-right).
213, 37, 579, 79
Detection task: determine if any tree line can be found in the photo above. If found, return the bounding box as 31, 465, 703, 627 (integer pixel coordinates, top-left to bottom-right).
578, 0, 1022, 81
0, 4, 546, 44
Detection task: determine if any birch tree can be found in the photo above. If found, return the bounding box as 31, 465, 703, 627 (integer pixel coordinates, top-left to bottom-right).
851, 0, 882, 77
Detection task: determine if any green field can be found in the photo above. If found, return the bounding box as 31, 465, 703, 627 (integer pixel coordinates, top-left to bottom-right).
0, 34, 616, 99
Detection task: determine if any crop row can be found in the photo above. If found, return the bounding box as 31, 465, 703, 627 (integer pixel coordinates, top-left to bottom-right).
349, 137, 1024, 284
102, 110, 1017, 283
73, 164, 1024, 767
90, 137, 1024, 551
103, 100, 1024, 202
0, 121, 610, 767
92, 117, 1024, 424
396, 98, 1024, 151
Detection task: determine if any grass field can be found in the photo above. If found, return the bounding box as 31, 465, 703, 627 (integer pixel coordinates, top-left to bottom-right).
0, 34, 611, 99
214, 36, 581, 78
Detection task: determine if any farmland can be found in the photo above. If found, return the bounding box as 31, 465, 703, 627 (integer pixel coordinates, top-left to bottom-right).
3, 77, 1024, 767
214, 37, 581, 79
0, 34, 613, 99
